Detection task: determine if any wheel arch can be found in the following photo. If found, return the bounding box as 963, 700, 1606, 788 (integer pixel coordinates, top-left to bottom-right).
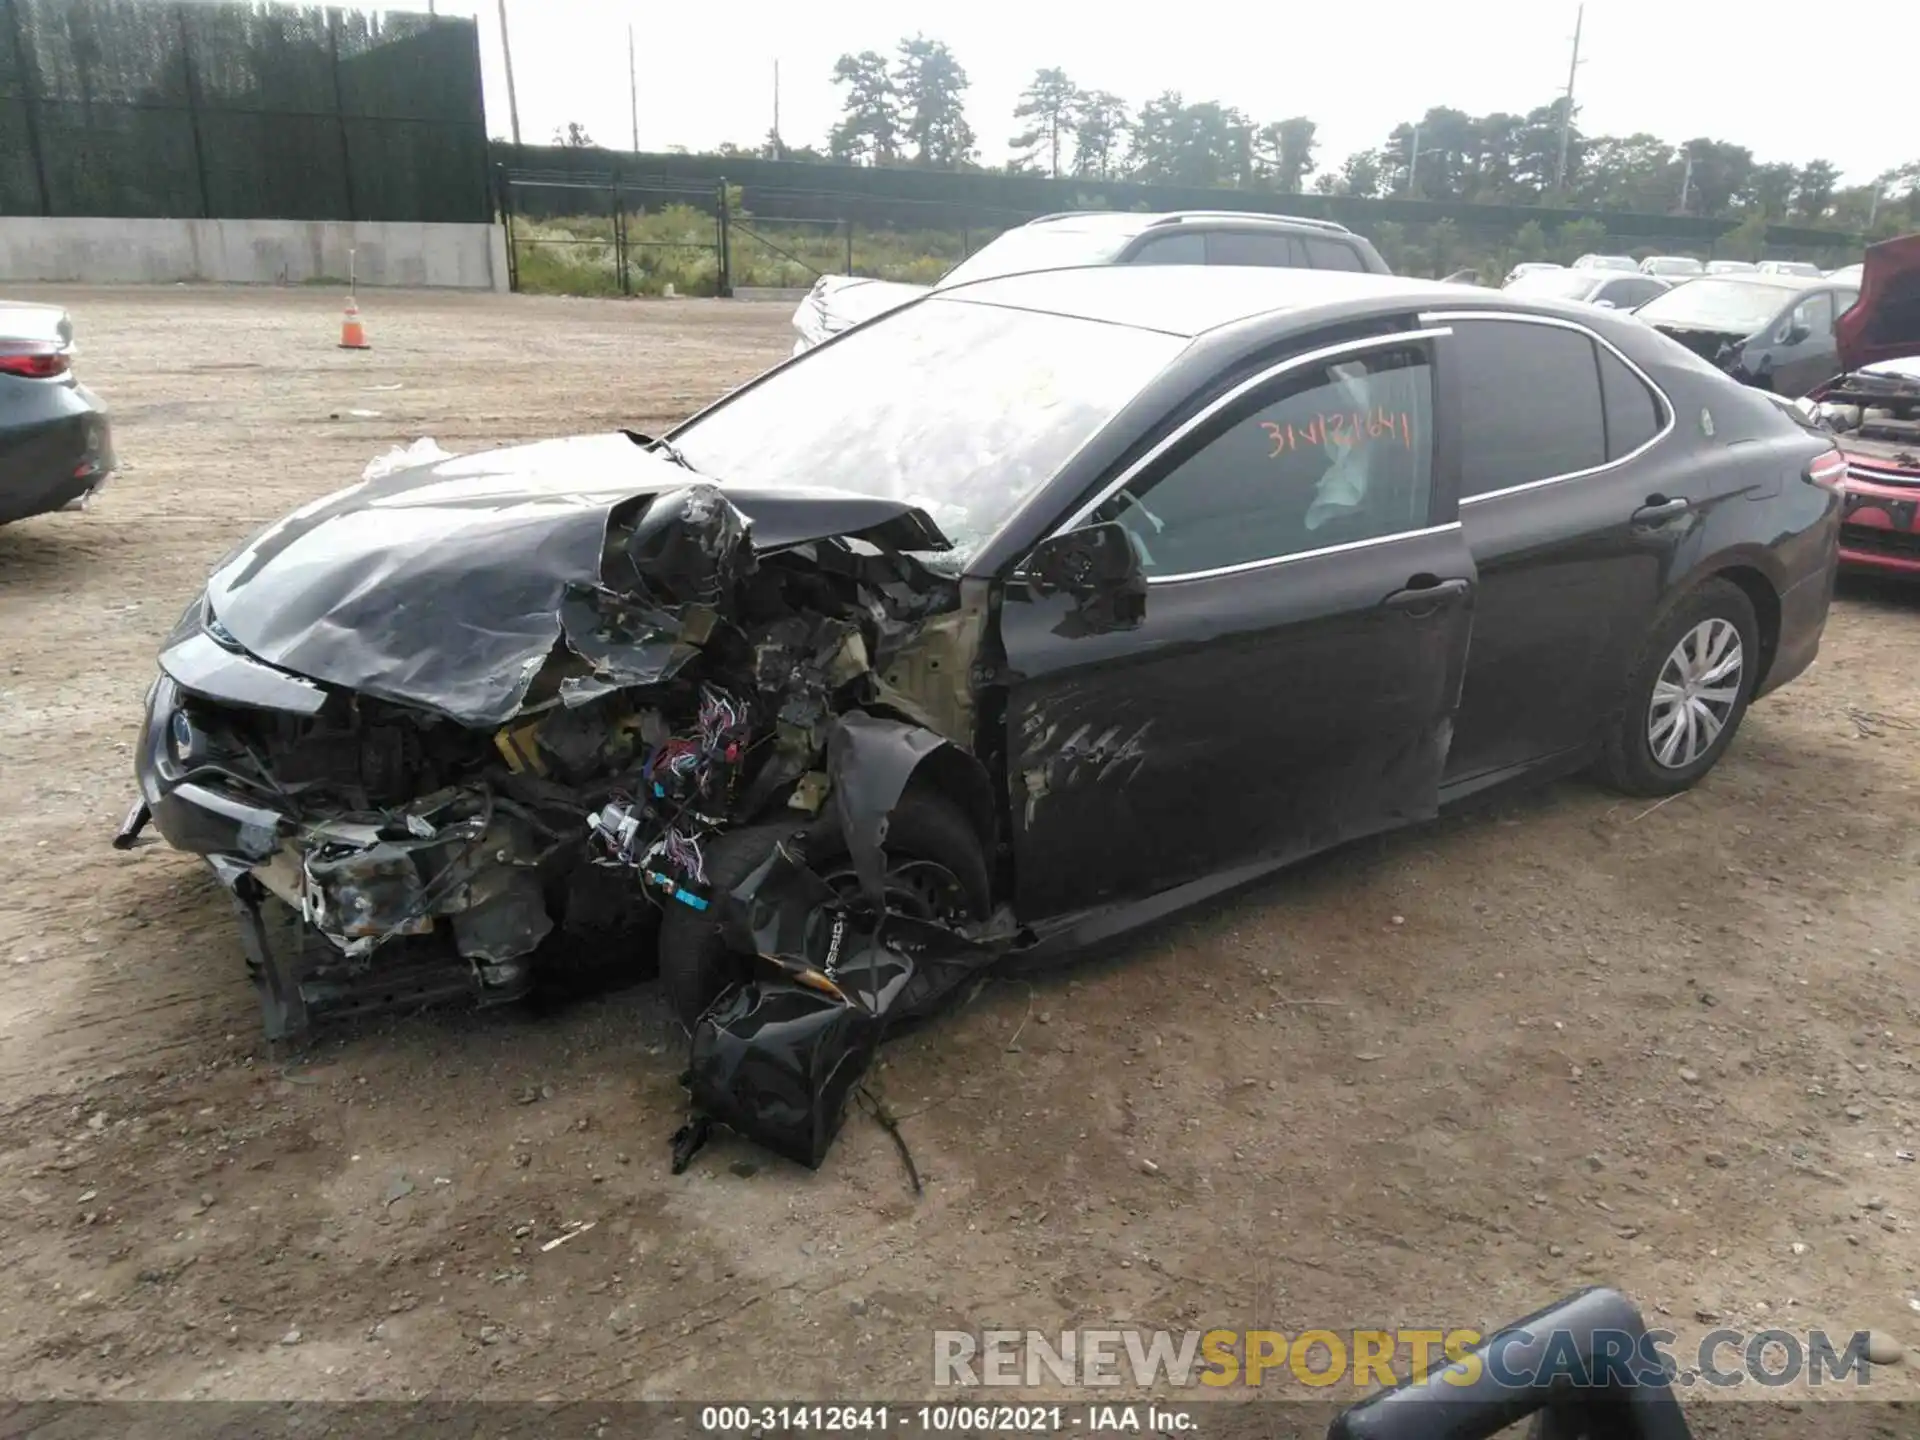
1701, 562, 1783, 691
826, 711, 997, 903
901, 743, 997, 861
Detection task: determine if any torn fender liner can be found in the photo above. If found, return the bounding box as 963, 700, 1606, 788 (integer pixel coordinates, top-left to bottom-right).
825, 712, 993, 903
199, 434, 952, 725
680, 979, 880, 1171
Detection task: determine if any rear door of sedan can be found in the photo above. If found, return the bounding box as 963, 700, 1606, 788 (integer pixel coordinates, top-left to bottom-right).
1425, 310, 1695, 790
998, 328, 1479, 923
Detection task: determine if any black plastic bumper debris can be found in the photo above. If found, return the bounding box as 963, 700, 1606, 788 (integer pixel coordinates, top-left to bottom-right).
679, 978, 881, 1170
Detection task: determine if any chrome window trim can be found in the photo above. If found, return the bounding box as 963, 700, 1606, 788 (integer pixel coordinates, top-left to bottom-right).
1417, 309, 1677, 506
1145, 521, 1463, 587
1048, 326, 1455, 540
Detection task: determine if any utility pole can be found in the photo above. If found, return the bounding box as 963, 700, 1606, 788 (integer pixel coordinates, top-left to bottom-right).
629, 23, 640, 150
1678, 152, 1694, 214
1407, 125, 1420, 196
497, 0, 521, 145
1553, 2, 1584, 195
772, 58, 781, 153
1868, 185, 1884, 227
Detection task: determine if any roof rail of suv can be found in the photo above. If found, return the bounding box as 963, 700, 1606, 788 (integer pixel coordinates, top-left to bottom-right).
1146, 210, 1354, 236
1023, 209, 1354, 236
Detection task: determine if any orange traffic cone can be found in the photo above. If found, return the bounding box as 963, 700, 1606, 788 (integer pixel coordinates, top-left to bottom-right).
338, 297, 370, 350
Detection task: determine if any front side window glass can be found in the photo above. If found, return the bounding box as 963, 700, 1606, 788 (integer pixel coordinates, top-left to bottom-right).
1086, 346, 1435, 577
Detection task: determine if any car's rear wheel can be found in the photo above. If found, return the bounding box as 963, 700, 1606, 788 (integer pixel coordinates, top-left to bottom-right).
1597, 579, 1759, 796
657, 791, 991, 1031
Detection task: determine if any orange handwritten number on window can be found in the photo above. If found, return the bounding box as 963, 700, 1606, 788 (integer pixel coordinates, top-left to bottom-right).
1263, 409, 1415, 458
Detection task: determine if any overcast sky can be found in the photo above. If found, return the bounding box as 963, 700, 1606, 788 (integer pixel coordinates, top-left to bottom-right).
415, 0, 1916, 188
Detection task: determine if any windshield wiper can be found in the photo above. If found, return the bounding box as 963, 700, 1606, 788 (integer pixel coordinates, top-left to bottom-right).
621, 429, 699, 472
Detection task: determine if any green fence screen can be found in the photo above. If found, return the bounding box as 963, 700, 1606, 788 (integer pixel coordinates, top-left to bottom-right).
0, 0, 488, 222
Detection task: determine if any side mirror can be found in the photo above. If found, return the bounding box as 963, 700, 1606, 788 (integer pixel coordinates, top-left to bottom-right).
1025, 522, 1147, 635
1592, 298, 1618, 309
1780, 323, 1811, 347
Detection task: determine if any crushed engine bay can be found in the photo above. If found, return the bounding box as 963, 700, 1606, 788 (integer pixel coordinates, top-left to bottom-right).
1815, 361, 1920, 467
132, 445, 1016, 1167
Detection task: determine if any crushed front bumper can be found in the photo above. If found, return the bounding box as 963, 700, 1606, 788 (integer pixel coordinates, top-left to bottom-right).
132, 671, 541, 1039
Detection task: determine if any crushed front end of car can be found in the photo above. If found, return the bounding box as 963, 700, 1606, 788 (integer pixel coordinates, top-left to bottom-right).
1815, 360, 1920, 573
123, 435, 1008, 1085
1815, 233, 1920, 573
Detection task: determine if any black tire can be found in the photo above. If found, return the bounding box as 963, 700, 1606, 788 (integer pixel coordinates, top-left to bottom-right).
657, 791, 991, 1031
532, 864, 662, 1001
1597, 578, 1759, 797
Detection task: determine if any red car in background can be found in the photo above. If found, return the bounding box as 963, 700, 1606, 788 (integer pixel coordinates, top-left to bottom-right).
1820, 234, 1920, 574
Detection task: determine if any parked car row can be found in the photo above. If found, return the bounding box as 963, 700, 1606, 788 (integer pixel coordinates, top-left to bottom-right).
1502, 255, 1854, 285
1497, 253, 1872, 405
1504, 266, 1673, 310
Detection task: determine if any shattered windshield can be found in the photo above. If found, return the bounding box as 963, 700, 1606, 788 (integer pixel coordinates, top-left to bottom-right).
669, 297, 1184, 569
936, 224, 1139, 288
1637, 280, 1798, 335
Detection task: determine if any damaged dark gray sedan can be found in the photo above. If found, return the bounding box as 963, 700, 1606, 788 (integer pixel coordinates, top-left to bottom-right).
127, 268, 1840, 1072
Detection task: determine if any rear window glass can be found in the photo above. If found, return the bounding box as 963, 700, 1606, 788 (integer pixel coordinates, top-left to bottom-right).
1207, 231, 1305, 267
1303, 238, 1365, 272
1454, 320, 1606, 496
1131, 232, 1207, 265
1598, 346, 1663, 459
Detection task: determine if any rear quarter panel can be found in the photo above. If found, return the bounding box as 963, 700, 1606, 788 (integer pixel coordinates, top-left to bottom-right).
1621, 329, 1840, 689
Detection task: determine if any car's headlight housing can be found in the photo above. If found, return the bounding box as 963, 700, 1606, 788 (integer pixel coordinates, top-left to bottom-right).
169, 708, 198, 758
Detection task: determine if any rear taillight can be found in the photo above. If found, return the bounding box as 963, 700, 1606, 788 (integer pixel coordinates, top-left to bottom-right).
1806, 448, 1848, 491
0, 343, 71, 379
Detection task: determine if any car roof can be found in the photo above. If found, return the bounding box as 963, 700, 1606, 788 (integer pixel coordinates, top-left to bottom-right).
933, 265, 1536, 339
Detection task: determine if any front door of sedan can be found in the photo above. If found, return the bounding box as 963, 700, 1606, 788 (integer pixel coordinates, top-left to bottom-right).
1766, 290, 1840, 398
997, 333, 1478, 924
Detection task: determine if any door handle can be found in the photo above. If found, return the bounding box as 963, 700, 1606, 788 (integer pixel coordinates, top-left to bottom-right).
1632, 496, 1691, 524
1381, 577, 1470, 615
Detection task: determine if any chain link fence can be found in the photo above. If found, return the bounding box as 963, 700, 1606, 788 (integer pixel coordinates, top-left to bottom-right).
0, 0, 488, 222
499, 166, 1031, 297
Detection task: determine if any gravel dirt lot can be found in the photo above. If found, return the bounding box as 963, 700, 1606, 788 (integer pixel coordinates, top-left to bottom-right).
2, 286, 1917, 1422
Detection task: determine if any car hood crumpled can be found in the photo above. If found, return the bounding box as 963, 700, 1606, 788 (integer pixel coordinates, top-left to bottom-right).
200, 431, 949, 726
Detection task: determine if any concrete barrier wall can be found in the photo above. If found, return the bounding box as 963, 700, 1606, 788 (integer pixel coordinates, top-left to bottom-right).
0, 218, 510, 291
